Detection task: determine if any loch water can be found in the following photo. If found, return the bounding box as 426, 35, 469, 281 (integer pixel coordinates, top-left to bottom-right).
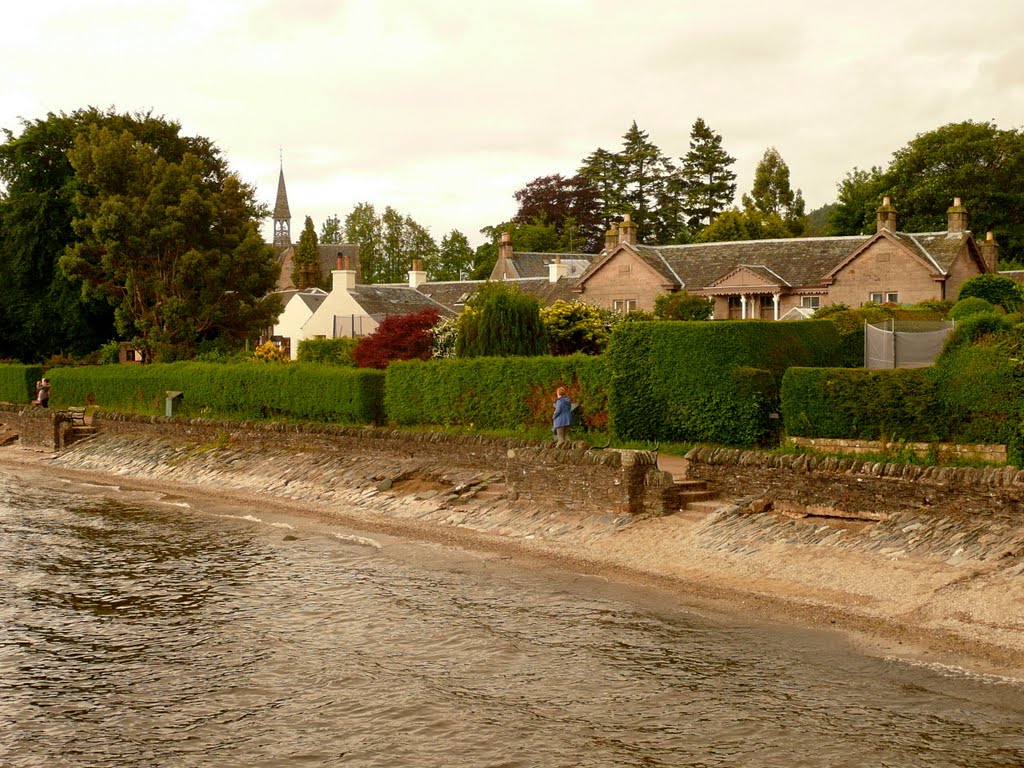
2, 469, 1023, 768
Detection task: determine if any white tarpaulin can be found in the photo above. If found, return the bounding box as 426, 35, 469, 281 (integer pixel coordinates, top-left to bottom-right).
864, 319, 955, 369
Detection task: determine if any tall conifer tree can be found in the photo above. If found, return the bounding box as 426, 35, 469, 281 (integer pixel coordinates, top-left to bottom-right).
679, 118, 737, 230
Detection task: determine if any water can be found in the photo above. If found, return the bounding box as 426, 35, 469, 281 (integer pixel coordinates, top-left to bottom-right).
2, 469, 1023, 767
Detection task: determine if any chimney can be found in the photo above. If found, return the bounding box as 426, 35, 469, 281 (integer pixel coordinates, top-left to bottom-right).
979, 230, 999, 273
604, 222, 619, 251
332, 255, 356, 292
548, 254, 569, 283
496, 231, 513, 280
618, 213, 638, 245
408, 259, 427, 288
947, 197, 968, 234
875, 196, 897, 232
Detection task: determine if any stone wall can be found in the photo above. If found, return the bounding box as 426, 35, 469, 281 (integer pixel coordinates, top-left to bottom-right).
683, 445, 1024, 521
86, 413, 674, 518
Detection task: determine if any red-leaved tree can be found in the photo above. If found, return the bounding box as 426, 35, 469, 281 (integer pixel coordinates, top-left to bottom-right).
353, 308, 441, 369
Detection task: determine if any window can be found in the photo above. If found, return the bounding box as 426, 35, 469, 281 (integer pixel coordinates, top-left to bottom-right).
618, 264, 632, 274
869, 292, 899, 305
612, 299, 637, 314
800, 296, 820, 310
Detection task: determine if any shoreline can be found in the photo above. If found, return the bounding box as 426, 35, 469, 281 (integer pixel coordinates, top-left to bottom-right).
5, 441, 1023, 680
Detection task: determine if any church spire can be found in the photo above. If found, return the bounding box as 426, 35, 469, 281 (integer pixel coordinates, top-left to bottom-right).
273, 158, 291, 248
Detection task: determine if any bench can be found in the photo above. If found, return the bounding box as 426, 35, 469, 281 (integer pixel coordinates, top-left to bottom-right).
65, 406, 87, 427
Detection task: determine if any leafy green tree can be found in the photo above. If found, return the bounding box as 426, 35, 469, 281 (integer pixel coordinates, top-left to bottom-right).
539, 300, 615, 355
512, 174, 603, 252
578, 147, 623, 230
292, 215, 321, 289
0, 108, 205, 362
743, 147, 806, 235
956, 274, 1024, 312
679, 117, 737, 230
343, 203, 436, 283
654, 291, 714, 320
456, 281, 548, 357
695, 207, 793, 242
616, 121, 676, 243
827, 167, 885, 235
319, 214, 343, 244
435, 230, 475, 281
60, 125, 281, 361
344, 202, 381, 281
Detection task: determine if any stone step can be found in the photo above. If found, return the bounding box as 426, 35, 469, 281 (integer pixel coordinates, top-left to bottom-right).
671, 478, 708, 490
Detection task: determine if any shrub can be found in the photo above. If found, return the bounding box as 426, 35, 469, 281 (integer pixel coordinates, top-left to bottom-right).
654, 291, 714, 321
949, 296, 997, 320
430, 315, 459, 359
297, 337, 359, 366
46, 363, 385, 424
385, 354, 609, 431
354, 308, 440, 369
945, 312, 1013, 350
253, 341, 289, 363
0, 364, 43, 404
606, 320, 843, 445
539, 300, 615, 355
456, 282, 548, 357
957, 274, 1024, 312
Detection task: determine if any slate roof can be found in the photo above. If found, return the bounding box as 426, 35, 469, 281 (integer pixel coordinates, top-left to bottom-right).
628, 236, 873, 291
414, 277, 579, 312
889, 231, 970, 273
276, 243, 360, 291
1000, 270, 1024, 283
348, 285, 455, 317
501, 252, 595, 279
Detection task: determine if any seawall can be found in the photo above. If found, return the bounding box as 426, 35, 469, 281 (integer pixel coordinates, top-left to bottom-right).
3, 408, 1024, 672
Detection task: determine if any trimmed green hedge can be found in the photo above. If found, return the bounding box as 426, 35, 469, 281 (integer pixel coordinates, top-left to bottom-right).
297, 337, 359, 366
48, 363, 385, 424
385, 355, 608, 430
781, 367, 942, 441
0, 364, 43, 404
606, 320, 843, 445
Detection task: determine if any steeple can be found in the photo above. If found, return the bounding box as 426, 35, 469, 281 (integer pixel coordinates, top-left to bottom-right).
273, 159, 291, 248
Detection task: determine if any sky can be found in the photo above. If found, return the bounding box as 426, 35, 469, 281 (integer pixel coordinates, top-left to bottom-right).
3, 0, 1023, 247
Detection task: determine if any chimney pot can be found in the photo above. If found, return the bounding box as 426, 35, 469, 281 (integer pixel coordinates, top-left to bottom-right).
946, 197, 968, 234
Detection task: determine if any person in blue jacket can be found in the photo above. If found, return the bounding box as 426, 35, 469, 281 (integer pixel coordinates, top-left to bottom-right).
552, 386, 572, 446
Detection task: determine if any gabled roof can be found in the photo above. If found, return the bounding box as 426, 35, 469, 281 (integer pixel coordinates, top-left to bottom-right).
705, 264, 792, 291
295, 290, 328, 312
496, 251, 595, 279
276, 243, 360, 291
349, 285, 455, 317
414, 277, 580, 313
893, 231, 973, 273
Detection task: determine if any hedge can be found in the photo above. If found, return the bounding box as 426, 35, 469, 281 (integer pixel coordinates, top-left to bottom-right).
384, 354, 608, 430
780, 367, 942, 441
606, 320, 843, 445
47, 363, 385, 424
0, 364, 43, 404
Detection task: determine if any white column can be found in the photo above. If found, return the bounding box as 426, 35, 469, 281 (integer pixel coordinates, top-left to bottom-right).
740, 294, 747, 319
773, 293, 780, 321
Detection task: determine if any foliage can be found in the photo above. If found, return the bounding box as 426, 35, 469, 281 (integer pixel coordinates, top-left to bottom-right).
956, 273, 1024, 312
512, 174, 603, 252
811, 302, 948, 367
252, 341, 289, 363
653, 291, 714, 321
944, 312, 1013, 349
430, 315, 460, 359
780, 367, 943, 441
678, 117, 737, 230
539, 300, 616, 355
343, 203, 437, 284
456, 282, 548, 358
606, 320, 844, 446
384, 354, 609, 431
827, 121, 1024, 264
98, 341, 121, 365
46, 362, 385, 423
354, 308, 440, 369
0, 364, 43, 403
60, 124, 281, 361
319, 214, 343, 245
297, 337, 358, 366
741, 147, 806, 235
694, 205, 794, 243
434, 230, 475, 281
292, 215, 322, 289
948, 296, 997, 321
0, 108, 210, 363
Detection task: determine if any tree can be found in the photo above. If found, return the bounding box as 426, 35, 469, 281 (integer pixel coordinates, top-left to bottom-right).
319, 214, 343, 244
292, 215, 321, 289
654, 291, 714, 320
827, 167, 885, 235
353, 307, 440, 368
743, 147, 806, 235
512, 173, 603, 252
679, 117, 737, 230
0, 108, 206, 362
456, 282, 548, 357
435, 230, 475, 281
344, 203, 381, 281
615, 121, 676, 244
539, 300, 615, 355
60, 125, 281, 360
956, 274, 1024, 312
695, 206, 793, 243
343, 203, 437, 283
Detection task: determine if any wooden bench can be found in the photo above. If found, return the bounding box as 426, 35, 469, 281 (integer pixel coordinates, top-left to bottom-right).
65, 406, 87, 427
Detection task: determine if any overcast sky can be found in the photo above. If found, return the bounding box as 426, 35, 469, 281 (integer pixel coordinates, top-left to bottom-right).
3, 0, 1023, 247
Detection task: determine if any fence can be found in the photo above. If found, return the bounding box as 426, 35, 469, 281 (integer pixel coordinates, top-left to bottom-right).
864, 319, 955, 369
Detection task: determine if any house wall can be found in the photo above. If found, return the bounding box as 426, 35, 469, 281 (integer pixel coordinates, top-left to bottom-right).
579, 251, 673, 312
302, 287, 379, 340
273, 298, 315, 359
945, 245, 981, 300
827, 239, 943, 307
